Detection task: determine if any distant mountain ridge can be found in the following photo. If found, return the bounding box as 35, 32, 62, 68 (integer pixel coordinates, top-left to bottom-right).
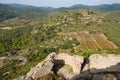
5, 3, 120, 12
0, 3, 120, 21
0, 3, 56, 21
5, 3, 120, 11
69, 3, 120, 11
6, 4, 28, 8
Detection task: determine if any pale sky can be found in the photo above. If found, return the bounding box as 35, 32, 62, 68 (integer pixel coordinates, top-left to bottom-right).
0, 0, 120, 8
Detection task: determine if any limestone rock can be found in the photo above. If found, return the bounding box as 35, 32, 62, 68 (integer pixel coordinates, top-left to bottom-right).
57, 65, 74, 79
55, 53, 84, 74
55, 53, 84, 79
89, 54, 120, 73
15, 53, 120, 80
26, 53, 55, 79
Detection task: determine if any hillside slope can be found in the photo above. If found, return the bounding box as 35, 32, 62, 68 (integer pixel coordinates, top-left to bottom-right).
45, 10, 120, 48
69, 3, 120, 12
0, 3, 120, 21
0, 9, 120, 80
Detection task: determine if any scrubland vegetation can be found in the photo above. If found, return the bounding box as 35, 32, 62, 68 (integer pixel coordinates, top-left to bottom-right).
0, 3, 120, 80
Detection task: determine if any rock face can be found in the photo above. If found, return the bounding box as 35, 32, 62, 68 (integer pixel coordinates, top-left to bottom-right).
15, 53, 84, 80
89, 54, 120, 73
27, 53, 55, 79
15, 53, 120, 80
55, 53, 84, 79
16, 53, 55, 80
73, 54, 120, 80
57, 64, 74, 79
55, 53, 84, 74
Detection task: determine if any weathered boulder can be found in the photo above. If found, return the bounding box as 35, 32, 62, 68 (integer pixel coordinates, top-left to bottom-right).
57, 65, 74, 79
15, 53, 120, 80
89, 54, 120, 73
55, 53, 84, 79
77, 54, 120, 80
55, 53, 84, 74
16, 53, 56, 80
27, 53, 56, 79
15, 53, 84, 80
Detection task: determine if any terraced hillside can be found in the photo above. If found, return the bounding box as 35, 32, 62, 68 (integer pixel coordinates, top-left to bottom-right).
58, 31, 118, 50
45, 10, 120, 48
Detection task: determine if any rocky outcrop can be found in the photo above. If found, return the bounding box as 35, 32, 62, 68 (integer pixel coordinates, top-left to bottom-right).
55, 53, 84, 74
15, 53, 120, 80
15, 53, 84, 80
54, 53, 84, 79
57, 64, 74, 79
27, 53, 56, 79
89, 54, 120, 73
73, 54, 120, 80
15, 53, 55, 80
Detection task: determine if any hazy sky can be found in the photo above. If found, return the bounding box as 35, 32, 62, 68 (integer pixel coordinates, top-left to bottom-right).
0, 0, 120, 8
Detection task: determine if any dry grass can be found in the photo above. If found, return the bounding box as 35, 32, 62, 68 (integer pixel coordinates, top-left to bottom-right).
58, 31, 118, 51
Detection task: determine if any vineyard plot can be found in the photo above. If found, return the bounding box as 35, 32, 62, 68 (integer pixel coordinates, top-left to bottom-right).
58, 31, 118, 50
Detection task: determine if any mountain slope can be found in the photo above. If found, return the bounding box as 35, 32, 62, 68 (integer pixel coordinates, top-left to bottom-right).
7, 3, 120, 12
45, 10, 120, 48
6, 4, 28, 8
0, 4, 17, 21
0, 3, 120, 21
0, 8, 120, 80
0, 3, 55, 21
69, 3, 120, 11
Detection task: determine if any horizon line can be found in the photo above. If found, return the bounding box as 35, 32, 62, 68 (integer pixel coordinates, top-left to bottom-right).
0, 2, 120, 8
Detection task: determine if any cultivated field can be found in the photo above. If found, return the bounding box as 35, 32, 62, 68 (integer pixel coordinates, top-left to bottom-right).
58, 31, 118, 50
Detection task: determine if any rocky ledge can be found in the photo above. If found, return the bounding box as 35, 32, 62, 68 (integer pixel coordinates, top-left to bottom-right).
15, 53, 120, 80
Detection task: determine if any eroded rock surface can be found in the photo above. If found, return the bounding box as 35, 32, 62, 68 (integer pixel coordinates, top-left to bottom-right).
15, 53, 55, 80
89, 54, 120, 73
55, 53, 84, 79
27, 53, 55, 79
15, 53, 120, 80
15, 53, 84, 80
55, 53, 84, 74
